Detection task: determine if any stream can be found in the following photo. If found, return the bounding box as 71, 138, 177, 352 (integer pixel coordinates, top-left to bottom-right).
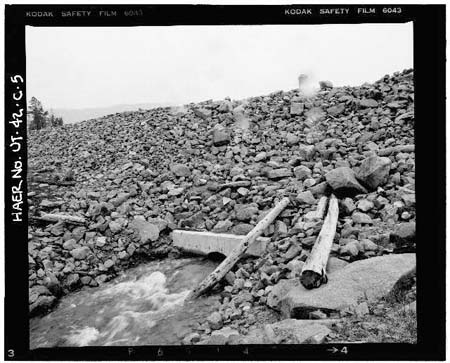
30, 258, 221, 348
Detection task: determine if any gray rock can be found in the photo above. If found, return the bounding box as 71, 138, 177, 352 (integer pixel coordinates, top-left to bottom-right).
63, 239, 78, 251
325, 167, 367, 196
286, 133, 299, 145
360, 239, 379, 252
293, 165, 312, 180
360, 98, 378, 108
341, 198, 356, 214
70, 246, 91, 260
170, 163, 191, 177
267, 168, 292, 179
352, 212, 373, 224
109, 220, 122, 234
290, 102, 304, 115
356, 156, 391, 189
212, 220, 233, 233
339, 240, 361, 257
279, 254, 416, 318
357, 199, 374, 212
206, 311, 223, 330
327, 103, 345, 117
236, 205, 259, 222
298, 145, 315, 161
213, 128, 230, 146
130, 219, 160, 244
297, 191, 316, 205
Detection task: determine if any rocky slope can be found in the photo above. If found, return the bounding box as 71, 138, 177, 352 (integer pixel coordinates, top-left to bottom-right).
28, 69, 416, 341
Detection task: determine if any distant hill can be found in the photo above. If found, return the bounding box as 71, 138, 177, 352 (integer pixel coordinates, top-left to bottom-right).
50, 102, 174, 124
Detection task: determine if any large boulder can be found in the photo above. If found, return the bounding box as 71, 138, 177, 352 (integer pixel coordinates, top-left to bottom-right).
325, 167, 368, 197
356, 156, 391, 189
273, 254, 416, 318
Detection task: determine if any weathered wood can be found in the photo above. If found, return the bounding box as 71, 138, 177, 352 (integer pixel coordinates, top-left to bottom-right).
378, 144, 414, 156
188, 197, 291, 299
314, 196, 329, 220
35, 213, 86, 225
300, 194, 339, 289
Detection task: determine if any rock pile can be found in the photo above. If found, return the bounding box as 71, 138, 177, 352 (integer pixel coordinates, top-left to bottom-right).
28, 69, 415, 323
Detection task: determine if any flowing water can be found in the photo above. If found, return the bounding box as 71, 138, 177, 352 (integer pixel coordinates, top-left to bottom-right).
30, 258, 221, 348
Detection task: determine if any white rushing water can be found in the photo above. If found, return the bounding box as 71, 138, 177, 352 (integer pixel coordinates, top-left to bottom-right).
30, 258, 220, 348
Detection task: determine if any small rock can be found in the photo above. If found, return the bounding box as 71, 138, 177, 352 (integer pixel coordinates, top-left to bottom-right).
267, 168, 292, 179
352, 212, 373, 224
170, 163, 191, 177
70, 246, 91, 260
207, 311, 223, 330
297, 191, 316, 205
357, 199, 374, 212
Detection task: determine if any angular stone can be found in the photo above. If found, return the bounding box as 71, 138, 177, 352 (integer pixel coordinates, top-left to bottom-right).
70, 246, 91, 260
236, 205, 259, 221
290, 102, 304, 115
325, 167, 368, 196
293, 165, 311, 180
170, 163, 191, 177
360, 98, 378, 108
357, 199, 374, 212
212, 127, 230, 146
327, 103, 345, 117
352, 212, 373, 224
206, 311, 223, 330
267, 168, 292, 179
278, 254, 416, 318
129, 219, 160, 244
286, 133, 299, 145
212, 219, 233, 233
297, 191, 316, 205
298, 145, 315, 161
356, 156, 391, 189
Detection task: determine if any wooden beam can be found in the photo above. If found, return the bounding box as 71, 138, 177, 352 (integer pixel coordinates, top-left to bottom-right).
34, 213, 86, 225
188, 197, 291, 299
300, 194, 339, 289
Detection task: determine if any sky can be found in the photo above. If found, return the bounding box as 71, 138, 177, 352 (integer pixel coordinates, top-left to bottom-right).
26, 23, 413, 110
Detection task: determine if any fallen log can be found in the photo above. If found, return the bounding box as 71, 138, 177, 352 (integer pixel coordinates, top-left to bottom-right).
300, 194, 339, 289
188, 197, 291, 299
378, 144, 414, 156
33, 213, 86, 225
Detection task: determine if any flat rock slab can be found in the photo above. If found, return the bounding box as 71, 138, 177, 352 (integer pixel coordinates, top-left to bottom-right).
172, 230, 268, 257
272, 254, 415, 318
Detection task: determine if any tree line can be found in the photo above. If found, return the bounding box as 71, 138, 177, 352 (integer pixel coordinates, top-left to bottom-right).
28, 97, 64, 130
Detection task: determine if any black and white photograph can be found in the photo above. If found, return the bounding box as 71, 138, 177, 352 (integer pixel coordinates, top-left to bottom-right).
4, 4, 445, 361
